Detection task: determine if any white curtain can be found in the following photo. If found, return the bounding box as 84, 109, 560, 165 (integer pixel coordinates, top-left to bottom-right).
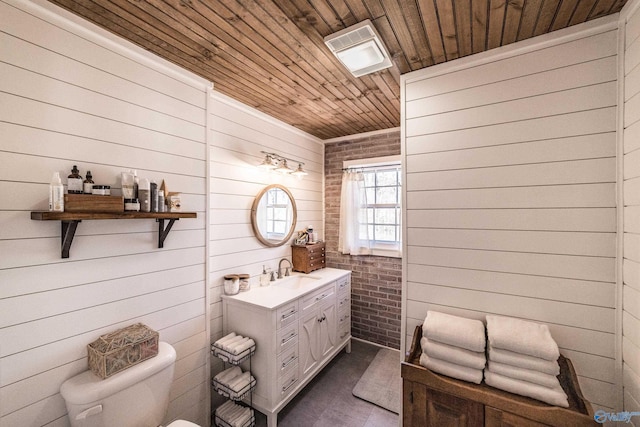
338, 170, 372, 255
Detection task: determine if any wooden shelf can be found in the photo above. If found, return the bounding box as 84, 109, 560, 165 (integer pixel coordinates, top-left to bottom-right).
31, 211, 197, 258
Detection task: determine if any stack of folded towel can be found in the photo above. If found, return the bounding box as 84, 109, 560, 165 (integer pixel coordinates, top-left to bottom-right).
215, 400, 253, 427
213, 366, 256, 399
485, 315, 568, 407
420, 311, 486, 384
214, 332, 256, 357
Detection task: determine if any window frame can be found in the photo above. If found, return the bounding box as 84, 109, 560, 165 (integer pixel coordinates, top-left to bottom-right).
343, 155, 402, 258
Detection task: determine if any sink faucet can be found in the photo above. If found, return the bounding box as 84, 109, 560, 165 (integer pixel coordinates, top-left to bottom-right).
278, 258, 293, 279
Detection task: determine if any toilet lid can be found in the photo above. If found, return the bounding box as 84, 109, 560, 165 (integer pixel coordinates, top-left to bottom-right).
166, 420, 200, 427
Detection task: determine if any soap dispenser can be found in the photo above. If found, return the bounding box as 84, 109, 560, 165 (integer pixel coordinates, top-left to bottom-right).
260, 265, 270, 287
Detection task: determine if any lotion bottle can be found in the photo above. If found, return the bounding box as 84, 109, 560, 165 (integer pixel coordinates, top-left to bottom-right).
49, 172, 64, 212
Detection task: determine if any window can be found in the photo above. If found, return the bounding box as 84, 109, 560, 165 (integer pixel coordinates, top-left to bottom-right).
339, 156, 402, 257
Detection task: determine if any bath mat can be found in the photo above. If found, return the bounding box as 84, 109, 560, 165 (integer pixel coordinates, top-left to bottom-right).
352, 347, 401, 414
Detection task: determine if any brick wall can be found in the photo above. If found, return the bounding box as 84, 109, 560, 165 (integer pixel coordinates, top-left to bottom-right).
324, 129, 402, 349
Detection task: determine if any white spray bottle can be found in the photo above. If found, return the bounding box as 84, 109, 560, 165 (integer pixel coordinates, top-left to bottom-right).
49, 172, 64, 212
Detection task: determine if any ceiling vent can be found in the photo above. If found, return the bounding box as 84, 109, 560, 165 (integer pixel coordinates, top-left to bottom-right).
324, 20, 393, 78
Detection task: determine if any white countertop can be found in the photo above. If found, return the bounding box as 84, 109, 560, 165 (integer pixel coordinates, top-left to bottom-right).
221, 268, 351, 310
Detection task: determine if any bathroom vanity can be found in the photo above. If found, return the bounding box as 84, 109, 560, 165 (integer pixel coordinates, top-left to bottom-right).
221, 268, 351, 427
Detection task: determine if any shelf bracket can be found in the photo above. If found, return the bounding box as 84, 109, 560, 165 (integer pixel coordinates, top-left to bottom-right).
61, 220, 81, 259
157, 218, 178, 248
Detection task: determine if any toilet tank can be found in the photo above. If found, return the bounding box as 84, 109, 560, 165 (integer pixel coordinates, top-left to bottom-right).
60, 341, 176, 427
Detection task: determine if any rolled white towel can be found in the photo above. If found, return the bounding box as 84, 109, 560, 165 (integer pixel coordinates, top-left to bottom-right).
231, 337, 256, 355
489, 345, 559, 376
214, 332, 237, 347
419, 352, 483, 384
484, 370, 568, 408
214, 366, 242, 383
421, 337, 486, 370
487, 360, 561, 389
221, 335, 246, 352
486, 315, 559, 361
422, 311, 486, 352
228, 371, 253, 393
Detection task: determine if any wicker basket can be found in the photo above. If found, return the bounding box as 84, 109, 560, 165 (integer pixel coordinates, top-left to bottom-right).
87, 323, 159, 379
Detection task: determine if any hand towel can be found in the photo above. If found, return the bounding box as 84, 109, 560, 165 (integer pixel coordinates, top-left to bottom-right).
231, 337, 256, 355
214, 332, 236, 347
488, 345, 560, 376
419, 352, 483, 384
486, 315, 559, 361
421, 337, 486, 370
422, 311, 486, 352
214, 366, 242, 383
484, 370, 568, 408
221, 335, 246, 352
487, 360, 560, 389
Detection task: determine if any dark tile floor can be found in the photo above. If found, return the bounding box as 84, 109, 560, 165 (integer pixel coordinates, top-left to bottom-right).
254, 339, 400, 427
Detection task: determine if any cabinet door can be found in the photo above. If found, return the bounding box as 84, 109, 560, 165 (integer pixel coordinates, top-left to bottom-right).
485, 407, 549, 427
299, 309, 320, 377
318, 300, 336, 359
403, 379, 483, 427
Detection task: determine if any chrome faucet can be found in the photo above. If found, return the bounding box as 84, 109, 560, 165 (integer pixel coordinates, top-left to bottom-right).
278, 258, 293, 279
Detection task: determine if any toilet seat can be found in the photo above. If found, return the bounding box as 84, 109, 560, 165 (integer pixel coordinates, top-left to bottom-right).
166, 420, 200, 427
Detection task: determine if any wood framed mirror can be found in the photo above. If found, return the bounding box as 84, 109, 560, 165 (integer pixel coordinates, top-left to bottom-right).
251, 184, 297, 247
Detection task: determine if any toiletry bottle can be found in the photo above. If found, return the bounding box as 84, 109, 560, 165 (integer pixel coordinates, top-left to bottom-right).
150, 180, 158, 212
83, 171, 94, 194
260, 266, 270, 286
133, 170, 139, 199
67, 165, 83, 194
139, 178, 151, 212
49, 172, 64, 212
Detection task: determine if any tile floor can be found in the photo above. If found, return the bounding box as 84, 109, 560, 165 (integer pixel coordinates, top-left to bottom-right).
253, 339, 400, 427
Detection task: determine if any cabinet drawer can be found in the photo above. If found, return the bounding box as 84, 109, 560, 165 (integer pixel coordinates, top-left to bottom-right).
277, 301, 298, 330
337, 276, 350, 295
301, 283, 335, 314
338, 293, 350, 313
338, 311, 350, 342
277, 345, 299, 378
276, 322, 298, 354
278, 366, 299, 401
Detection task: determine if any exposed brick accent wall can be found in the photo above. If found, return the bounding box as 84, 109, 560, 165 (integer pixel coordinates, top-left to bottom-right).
324, 129, 402, 349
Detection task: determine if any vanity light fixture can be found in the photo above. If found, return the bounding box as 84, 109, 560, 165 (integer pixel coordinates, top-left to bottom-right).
324, 19, 393, 77
258, 151, 308, 179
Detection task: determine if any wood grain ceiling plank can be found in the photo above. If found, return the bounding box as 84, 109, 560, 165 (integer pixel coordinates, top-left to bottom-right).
214, 0, 363, 123
379, 0, 432, 69
517, 0, 543, 41
416, 0, 447, 64
374, 15, 413, 74
343, 0, 373, 19
502, 0, 524, 44
589, 0, 618, 19
259, 1, 390, 130
436, 0, 460, 61
533, 0, 561, 36
487, 0, 507, 49
268, 0, 398, 127
306, 0, 348, 31
330, 0, 359, 26
569, 0, 597, 25
454, 0, 473, 58
363, 0, 387, 18
472, 0, 489, 53
550, 0, 579, 30
611, 0, 628, 13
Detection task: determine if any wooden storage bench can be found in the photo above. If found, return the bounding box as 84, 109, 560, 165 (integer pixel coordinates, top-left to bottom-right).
402, 326, 596, 426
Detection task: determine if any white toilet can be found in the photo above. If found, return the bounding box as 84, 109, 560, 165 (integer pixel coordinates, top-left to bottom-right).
60, 341, 200, 427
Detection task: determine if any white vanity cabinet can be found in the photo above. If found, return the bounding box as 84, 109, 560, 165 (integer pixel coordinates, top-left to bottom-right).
221, 268, 351, 427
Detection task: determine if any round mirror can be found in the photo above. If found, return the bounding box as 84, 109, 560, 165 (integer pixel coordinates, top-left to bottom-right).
251, 184, 297, 247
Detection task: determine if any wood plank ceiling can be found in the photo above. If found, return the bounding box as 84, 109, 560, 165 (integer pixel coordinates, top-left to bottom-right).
48, 0, 627, 140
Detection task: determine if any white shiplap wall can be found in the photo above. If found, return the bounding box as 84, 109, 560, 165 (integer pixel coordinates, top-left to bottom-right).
623, 0, 640, 421
0, 1, 209, 426
206, 91, 324, 391
402, 17, 619, 412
